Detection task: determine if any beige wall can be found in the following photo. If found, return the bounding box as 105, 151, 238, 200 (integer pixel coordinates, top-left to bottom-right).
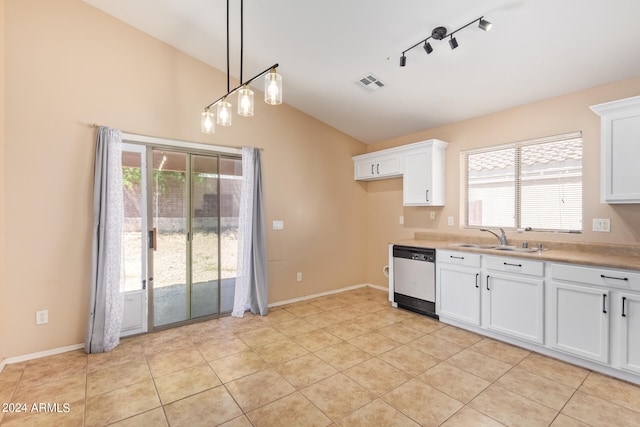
364, 77, 640, 286
3, 0, 367, 358
1, 0, 7, 363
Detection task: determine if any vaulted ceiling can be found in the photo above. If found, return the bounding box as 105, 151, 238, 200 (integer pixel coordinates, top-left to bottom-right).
83, 0, 640, 143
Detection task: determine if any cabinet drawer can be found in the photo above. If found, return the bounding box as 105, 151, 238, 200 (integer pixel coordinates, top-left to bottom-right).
485, 256, 544, 277
551, 263, 640, 291
437, 250, 481, 268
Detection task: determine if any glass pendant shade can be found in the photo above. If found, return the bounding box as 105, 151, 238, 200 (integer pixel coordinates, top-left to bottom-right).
200, 109, 215, 134
238, 86, 254, 116
217, 100, 232, 126
264, 69, 282, 105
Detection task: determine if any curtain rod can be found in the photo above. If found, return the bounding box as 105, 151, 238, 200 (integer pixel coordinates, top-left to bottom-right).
89, 123, 262, 152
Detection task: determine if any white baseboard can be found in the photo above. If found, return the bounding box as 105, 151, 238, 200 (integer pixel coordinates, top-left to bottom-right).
269, 283, 387, 308
0, 343, 85, 371
0, 284, 389, 373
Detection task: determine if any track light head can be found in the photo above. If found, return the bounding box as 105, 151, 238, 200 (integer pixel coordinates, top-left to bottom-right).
449, 36, 458, 50
400, 54, 407, 67
423, 41, 433, 54
479, 18, 492, 31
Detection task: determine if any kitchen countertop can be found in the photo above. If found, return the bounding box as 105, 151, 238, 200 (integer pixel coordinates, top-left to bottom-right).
393, 234, 640, 271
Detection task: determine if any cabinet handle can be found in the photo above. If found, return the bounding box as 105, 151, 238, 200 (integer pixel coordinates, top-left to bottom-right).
486, 275, 491, 291
622, 296, 627, 317
602, 294, 607, 314
504, 262, 522, 267
377, 163, 380, 174
475, 273, 479, 289
600, 274, 629, 281
450, 255, 465, 260
371, 164, 375, 175
426, 189, 430, 202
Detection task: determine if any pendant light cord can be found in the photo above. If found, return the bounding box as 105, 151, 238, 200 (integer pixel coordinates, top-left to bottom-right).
240, 0, 244, 85
226, 0, 230, 93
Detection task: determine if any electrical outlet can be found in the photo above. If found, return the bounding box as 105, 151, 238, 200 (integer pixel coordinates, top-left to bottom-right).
272, 220, 284, 230
448, 216, 454, 226
296, 272, 302, 282
592, 218, 611, 232
430, 211, 436, 220
399, 216, 404, 225
36, 310, 48, 325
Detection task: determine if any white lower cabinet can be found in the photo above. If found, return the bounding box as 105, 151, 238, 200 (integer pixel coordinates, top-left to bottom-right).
484, 270, 545, 344
434, 250, 640, 384
550, 281, 610, 363
437, 250, 481, 325
619, 292, 640, 374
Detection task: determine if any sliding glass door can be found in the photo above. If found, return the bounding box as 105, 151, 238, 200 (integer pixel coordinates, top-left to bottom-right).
120, 144, 241, 334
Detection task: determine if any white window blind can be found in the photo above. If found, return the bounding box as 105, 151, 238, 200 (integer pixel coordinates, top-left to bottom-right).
464, 132, 582, 232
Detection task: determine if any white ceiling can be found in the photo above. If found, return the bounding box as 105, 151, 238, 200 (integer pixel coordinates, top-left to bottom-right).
82, 0, 640, 143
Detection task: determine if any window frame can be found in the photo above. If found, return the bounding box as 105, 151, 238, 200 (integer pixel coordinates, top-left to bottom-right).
463, 131, 583, 233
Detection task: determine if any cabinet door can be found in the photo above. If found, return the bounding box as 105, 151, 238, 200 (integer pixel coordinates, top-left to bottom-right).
604, 113, 640, 202
620, 292, 640, 374
354, 156, 401, 180
377, 156, 401, 177
591, 96, 640, 203
551, 282, 610, 363
403, 150, 432, 206
355, 159, 376, 179
485, 272, 544, 344
438, 265, 481, 325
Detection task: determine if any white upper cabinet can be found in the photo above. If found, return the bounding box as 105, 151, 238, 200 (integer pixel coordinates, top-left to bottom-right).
403, 140, 448, 206
353, 152, 402, 180
352, 139, 448, 206
590, 96, 640, 203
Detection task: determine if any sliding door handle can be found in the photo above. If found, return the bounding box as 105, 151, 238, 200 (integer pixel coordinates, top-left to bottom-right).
148, 228, 157, 251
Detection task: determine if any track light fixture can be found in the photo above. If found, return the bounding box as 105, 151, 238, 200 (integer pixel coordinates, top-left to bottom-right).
200, 0, 282, 133
399, 16, 491, 67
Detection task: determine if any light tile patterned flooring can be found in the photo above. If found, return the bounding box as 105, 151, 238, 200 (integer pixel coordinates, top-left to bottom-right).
1, 286, 640, 426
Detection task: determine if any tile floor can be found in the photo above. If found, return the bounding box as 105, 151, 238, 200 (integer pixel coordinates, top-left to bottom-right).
1, 286, 640, 426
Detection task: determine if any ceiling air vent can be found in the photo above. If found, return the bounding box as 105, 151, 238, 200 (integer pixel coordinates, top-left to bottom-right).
356, 73, 385, 92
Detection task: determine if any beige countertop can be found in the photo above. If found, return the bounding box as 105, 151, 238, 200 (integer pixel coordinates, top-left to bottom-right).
393, 234, 640, 271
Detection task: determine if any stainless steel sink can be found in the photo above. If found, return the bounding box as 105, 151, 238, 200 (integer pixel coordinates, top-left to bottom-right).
448, 243, 541, 253
448, 243, 498, 249
492, 246, 540, 253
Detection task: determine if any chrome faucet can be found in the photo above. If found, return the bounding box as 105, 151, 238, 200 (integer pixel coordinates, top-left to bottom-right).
480, 227, 508, 246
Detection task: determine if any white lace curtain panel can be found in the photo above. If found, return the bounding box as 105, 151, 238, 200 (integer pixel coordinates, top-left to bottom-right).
232, 147, 269, 317
85, 126, 124, 353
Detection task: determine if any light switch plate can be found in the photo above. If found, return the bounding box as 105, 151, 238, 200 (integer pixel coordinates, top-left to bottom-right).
399, 216, 404, 225
272, 220, 284, 230
430, 211, 436, 220
448, 216, 454, 226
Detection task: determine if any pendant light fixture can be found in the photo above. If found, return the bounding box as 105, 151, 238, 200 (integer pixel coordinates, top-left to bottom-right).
200, 0, 282, 133
201, 108, 215, 134
399, 16, 492, 67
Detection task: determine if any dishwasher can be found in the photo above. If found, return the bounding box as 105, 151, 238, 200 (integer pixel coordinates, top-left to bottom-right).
392, 245, 437, 319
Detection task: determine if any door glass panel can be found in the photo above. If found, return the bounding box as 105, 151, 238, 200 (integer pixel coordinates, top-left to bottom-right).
220, 157, 242, 313
191, 155, 220, 318
152, 150, 188, 327
121, 150, 144, 292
